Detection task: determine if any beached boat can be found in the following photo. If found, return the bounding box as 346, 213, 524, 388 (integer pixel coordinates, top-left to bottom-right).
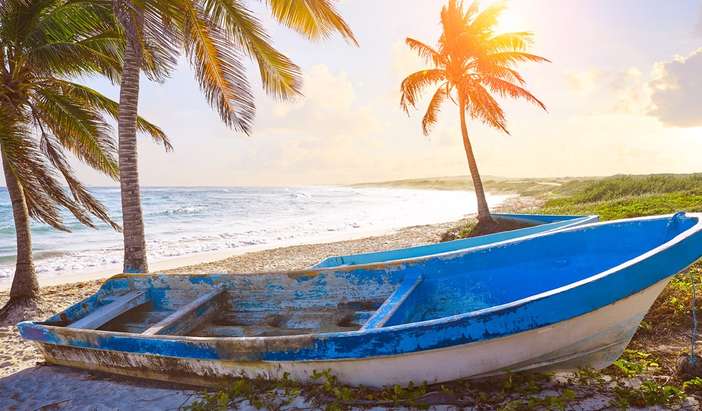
313, 213, 598, 267
18, 213, 702, 387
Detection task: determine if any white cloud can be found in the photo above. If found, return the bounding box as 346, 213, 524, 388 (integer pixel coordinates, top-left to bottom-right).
569, 48, 702, 128
611, 68, 650, 114
647, 48, 702, 127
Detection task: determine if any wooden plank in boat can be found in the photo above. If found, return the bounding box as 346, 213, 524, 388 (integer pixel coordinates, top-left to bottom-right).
69, 291, 148, 330
362, 273, 422, 329
142, 288, 224, 336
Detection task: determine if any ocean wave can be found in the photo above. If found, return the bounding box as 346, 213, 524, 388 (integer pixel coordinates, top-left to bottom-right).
0, 186, 498, 282
148, 205, 208, 217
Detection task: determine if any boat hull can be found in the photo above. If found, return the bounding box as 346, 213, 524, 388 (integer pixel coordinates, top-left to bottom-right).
33, 277, 669, 387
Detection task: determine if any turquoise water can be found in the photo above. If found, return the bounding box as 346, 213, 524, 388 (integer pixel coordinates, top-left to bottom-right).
0, 186, 508, 281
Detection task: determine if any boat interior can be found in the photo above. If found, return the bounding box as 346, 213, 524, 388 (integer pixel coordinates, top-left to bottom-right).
39, 214, 698, 338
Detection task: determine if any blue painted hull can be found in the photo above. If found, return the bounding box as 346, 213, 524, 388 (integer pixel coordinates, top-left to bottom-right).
18, 213, 702, 386
313, 213, 598, 268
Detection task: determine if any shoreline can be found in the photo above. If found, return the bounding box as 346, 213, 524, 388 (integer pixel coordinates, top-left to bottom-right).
0, 194, 538, 378
0, 217, 464, 291
0, 190, 527, 291
0, 218, 465, 378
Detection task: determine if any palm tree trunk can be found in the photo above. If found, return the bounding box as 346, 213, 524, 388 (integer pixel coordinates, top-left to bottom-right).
1, 154, 38, 301
459, 95, 493, 225
118, 24, 148, 273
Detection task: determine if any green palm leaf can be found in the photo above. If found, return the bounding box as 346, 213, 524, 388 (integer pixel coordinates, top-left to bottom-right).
265, 0, 357, 44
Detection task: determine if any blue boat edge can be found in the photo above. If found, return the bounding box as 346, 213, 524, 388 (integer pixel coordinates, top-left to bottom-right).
313, 213, 599, 268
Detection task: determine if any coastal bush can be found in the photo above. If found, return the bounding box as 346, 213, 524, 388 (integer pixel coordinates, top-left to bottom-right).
540, 192, 702, 220
534, 174, 702, 220
612, 380, 685, 408
609, 349, 660, 378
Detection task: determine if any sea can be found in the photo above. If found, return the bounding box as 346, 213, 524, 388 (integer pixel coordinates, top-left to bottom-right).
0, 186, 510, 282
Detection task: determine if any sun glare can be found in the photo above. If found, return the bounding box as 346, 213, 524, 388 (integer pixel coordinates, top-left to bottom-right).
480, 0, 524, 33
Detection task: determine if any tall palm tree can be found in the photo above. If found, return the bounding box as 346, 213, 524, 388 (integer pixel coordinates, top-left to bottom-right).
112, 0, 357, 273
0, 0, 166, 321
400, 0, 548, 226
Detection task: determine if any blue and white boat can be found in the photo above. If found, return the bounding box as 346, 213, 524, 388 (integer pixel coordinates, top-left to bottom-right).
18, 213, 702, 387
314, 213, 598, 267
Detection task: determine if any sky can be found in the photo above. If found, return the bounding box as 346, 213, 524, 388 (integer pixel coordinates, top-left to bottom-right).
5, 0, 702, 187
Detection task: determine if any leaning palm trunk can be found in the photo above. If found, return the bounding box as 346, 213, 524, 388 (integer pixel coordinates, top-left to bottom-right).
459, 96, 493, 225
1, 154, 39, 301
118, 24, 148, 273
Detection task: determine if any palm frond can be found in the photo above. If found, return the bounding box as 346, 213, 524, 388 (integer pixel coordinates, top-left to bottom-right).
474, 62, 526, 84
30, 87, 119, 178
265, 0, 357, 45
0, 0, 132, 233
140, 3, 180, 81
461, 81, 508, 133
421, 84, 448, 136
481, 51, 550, 67
440, 0, 470, 52
50, 79, 172, 150
400, 69, 446, 112
1, 118, 90, 231
481, 75, 546, 110
406, 37, 444, 67
469, 0, 507, 34
26, 36, 124, 80
182, 3, 255, 133
40, 133, 120, 230
202, 0, 302, 99
486, 31, 533, 52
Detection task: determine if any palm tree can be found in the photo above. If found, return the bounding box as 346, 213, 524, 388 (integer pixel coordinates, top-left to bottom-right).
0, 0, 166, 321
400, 0, 548, 227
112, 0, 357, 273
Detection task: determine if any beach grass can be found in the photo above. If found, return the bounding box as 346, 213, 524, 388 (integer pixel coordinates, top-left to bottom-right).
531, 174, 702, 220
353, 175, 586, 197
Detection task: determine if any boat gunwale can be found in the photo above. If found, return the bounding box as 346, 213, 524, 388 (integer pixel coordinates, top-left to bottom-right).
18, 213, 702, 348
312, 214, 599, 268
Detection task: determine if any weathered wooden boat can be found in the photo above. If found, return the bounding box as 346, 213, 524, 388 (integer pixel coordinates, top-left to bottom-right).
18, 213, 702, 387
314, 213, 598, 268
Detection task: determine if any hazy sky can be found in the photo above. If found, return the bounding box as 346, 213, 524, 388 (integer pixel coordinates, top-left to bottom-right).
5, 0, 702, 186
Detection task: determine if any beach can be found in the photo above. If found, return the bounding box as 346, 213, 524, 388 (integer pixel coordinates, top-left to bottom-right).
2, 182, 702, 409
0, 186, 511, 289
0, 217, 475, 410
0, 191, 536, 379
0, 216, 472, 379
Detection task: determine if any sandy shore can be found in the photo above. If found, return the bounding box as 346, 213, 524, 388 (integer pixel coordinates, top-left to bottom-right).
0, 194, 542, 381
0, 222, 467, 410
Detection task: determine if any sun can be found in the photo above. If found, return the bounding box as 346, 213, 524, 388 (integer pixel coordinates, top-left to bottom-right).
479, 0, 524, 33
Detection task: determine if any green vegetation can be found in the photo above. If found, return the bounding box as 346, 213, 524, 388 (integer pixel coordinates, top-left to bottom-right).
610, 350, 661, 378
354, 175, 583, 197
536, 174, 702, 220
